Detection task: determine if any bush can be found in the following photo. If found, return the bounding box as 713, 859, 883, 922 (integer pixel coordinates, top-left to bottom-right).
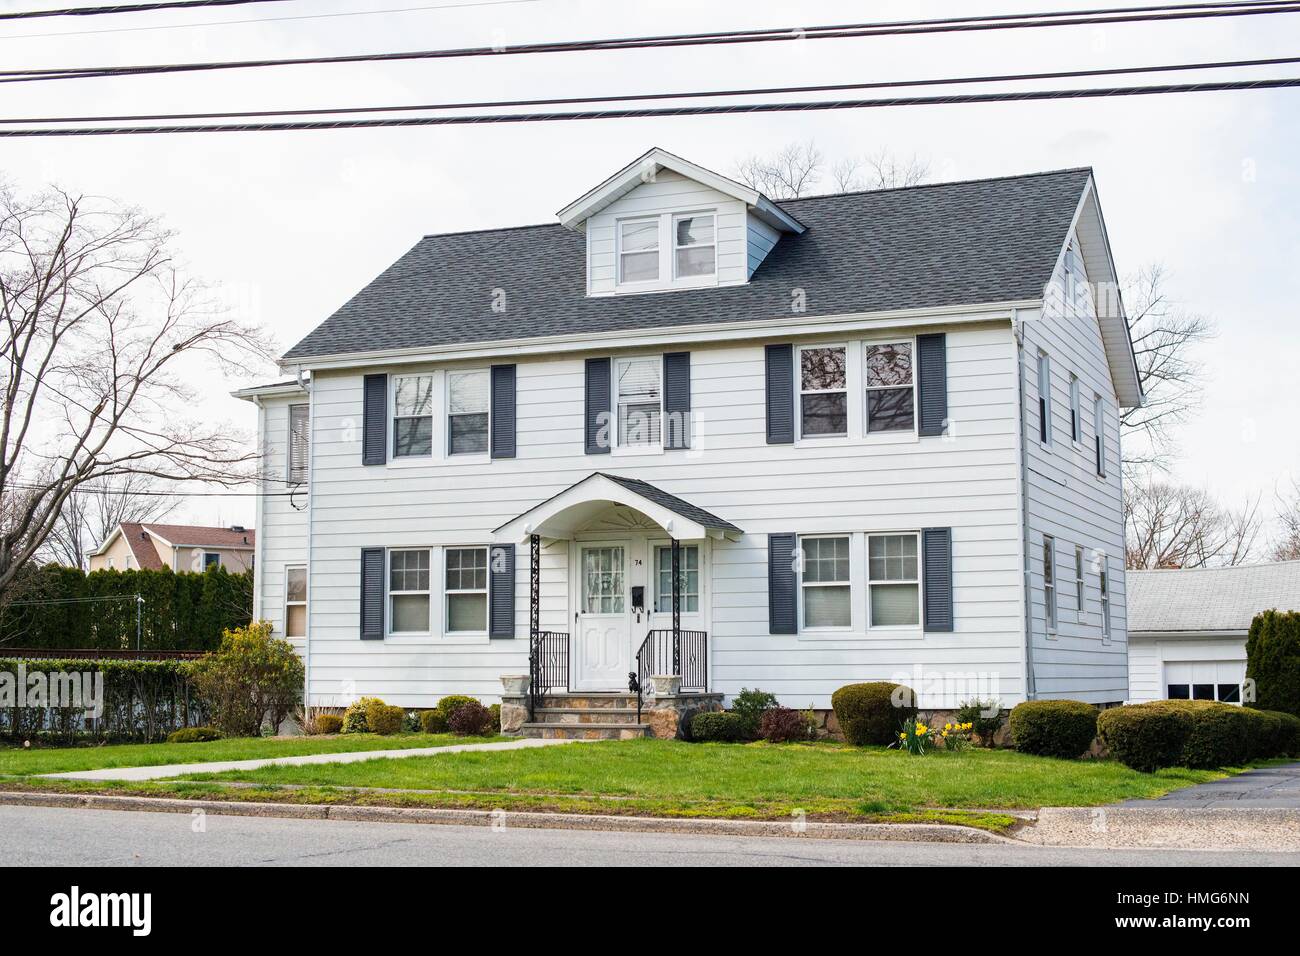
1096, 703, 1194, 772
831, 682, 917, 746
690, 711, 748, 742
759, 706, 812, 743
1240, 708, 1283, 762
165, 726, 223, 743
448, 700, 494, 736
1246, 609, 1300, 718
955, 698, 1004, 747
366, 703, 406, 736
489, 703, 502, 734
313, 713, 343, 735
342, 697, 383, 734
435, 695, 478, 723
731, 688, 779, 740
1008, 700, 1097, 759
1175, 701, 1250, 768
418, 709, 446, 734
186, 621, 304, 737
1272, 710, 1300, 756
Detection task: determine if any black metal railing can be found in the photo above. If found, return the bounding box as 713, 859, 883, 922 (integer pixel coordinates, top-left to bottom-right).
528, 630, 569, 721
633, 628, 708, 720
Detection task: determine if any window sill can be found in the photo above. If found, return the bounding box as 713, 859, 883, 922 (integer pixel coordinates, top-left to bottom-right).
611, 444, 665, 458
797, 628, 925, 642
446, 453, 491, 466
387, 457, 436, 470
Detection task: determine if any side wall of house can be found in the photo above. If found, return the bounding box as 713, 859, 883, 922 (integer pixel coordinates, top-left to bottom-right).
299, 319, 1028, 710
255, 394, 310, 654
1020, 229, 1129, 704
1127, 635, 1248, 703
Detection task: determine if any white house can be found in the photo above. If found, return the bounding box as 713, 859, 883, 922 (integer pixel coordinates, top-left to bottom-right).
1127, 561, 1300, 704
236, 147, 1143, 736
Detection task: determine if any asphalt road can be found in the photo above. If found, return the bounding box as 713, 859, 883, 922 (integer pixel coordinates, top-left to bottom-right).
4, 805, 1299, 866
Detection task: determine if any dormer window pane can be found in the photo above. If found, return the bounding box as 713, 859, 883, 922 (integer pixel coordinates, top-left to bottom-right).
619, 220, 659, 283
674, 214, 716, 278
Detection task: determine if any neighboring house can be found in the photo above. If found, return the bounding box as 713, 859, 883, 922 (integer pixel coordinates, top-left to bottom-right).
1127, 561, 1300, 705
88, 522, 256, 573
236, 147, 1142, 720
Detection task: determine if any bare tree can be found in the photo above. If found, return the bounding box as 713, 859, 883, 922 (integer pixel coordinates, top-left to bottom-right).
1120, 265, 1215, 473
1124, 480, 1261, 569
43, 473, 179, 569
831, 149, 931, 192
0, 182, 269, 596
735, 141, 931, 199
1270, 478, 1300, 561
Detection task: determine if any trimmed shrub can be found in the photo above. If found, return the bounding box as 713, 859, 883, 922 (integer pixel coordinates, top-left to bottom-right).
690, 711, 748, 742
448, 700, 494, 736
1241, 708, 1283, 762
1175, 701, 1249, 768
186, 621, 304, 737
435, 695, 478, 723
759, 706, 812, 743
418, 709, 447, 734
165, 726, 223, 743
342, 697, 383, 734
1097, 703, 1194, 772
1271, 711, 1300, 757
367, 703, 406, 736
1008, 700, 1097, 759
731, 688, 779, 740
313, 714, 343, 735
489, 703, 502, 734
1246, 609, 1300, 718
831, 682, 918, 746
955, 698, 1004, 747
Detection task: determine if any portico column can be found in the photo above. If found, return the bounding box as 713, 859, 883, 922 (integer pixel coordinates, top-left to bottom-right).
671, 537, 681, 675
529, 533, 540, 642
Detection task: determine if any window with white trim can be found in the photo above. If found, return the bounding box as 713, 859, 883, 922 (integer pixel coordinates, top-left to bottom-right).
800, 535, 851, 628
1069, 374, 1081, 444
864, 341, 915, 433
447, 370, 489, 456
1037, 352, 1052, 446
653, 545, 699, 613
445, 546, 488, 633
615, 356, 661, 448
392, 374, 434, 458
1043, 535, 1057, 632
1093, 394, 1106, 477
285, 566, 307, 638
618, 218, 659, 284
799, 345, 847, 438
1074, 545, 1086, 618
1099, 554, 1111, 639
868, 533, 920, 627
288, 403, 309, 484
389, 549, 430, 633
673, 213, 716, 279
203, 552, 220, 570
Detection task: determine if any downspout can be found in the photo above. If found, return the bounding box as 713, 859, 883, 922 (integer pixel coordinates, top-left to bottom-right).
251, 396, 266, 621
297, 364, 314, 714
1012, 311, 1038, 700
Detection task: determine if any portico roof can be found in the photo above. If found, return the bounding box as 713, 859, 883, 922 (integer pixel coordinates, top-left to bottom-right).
493, 472, 742, 543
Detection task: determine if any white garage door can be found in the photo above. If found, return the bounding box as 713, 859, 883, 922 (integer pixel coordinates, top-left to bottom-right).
1164, 661, 1246, 704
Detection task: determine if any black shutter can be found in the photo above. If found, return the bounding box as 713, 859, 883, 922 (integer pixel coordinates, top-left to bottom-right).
663, 351, 691, 450
922, 527, 954, 632
765, 344, 794, 444
768, 532, 798, 635
584, 357, 611, 455
490, 364, 516, 459
916, 333, 948, 437
362, 373, 387, 465
489, 544, 515, 637
360, 547, 385, 639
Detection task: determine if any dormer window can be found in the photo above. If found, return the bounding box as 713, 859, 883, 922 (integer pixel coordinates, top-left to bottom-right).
619, 219, 659, 283
615, 211, 718, 291
673, 213, 716, 279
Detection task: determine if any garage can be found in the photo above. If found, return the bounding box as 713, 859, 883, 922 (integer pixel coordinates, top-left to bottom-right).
1163, 660, 1246, 704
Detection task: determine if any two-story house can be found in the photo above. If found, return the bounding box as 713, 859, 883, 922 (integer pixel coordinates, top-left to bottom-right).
237, 147, 1142, 737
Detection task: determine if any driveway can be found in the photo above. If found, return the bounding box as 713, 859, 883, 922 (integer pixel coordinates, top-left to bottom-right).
1120, 761, 1300, 809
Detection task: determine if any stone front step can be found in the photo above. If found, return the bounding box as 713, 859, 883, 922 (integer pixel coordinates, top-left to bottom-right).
536, 693, 641, 709
532, 706, 643, 725
518, 722, 653, 740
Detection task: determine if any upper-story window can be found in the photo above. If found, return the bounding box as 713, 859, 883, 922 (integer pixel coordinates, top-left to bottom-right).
1036, 351, 1052, 446
288, 403, 309, 484
673, 214, 716, 279
864, 341, 914, 433
447, 370, 489, 456
799, 345, 847, 438
1093, 394, 1107, 477
1069, 373, 1082, 444
615, 356, 661, 448
618, 219, 659, 283
393, 374, 434, 458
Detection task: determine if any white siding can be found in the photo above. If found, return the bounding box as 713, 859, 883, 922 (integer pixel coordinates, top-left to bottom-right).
586, 169, 748, 295
297, 321, 1029, 709
256, 394, 310, 654
1020, 229, 1129, 703
1127, 635, 1247, 703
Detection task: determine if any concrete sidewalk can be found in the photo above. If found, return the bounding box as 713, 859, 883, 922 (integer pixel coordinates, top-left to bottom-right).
43, 737, 579, 782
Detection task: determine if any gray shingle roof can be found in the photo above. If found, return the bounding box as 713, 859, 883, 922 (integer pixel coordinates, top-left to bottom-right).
1128, 562, 1300, 634
597, 473, 741, 534
283, 168, 1091, 360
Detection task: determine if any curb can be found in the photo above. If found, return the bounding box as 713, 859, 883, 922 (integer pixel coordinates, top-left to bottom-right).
0, 790, 1014, 844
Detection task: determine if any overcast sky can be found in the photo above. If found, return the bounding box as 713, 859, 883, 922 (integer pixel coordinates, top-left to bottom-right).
6, 0, 1298, 541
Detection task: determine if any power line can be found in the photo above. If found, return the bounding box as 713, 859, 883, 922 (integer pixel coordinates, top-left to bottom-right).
0, 76, 1296, 135
0, 0, 293, 21
5, 54, 1298, 125
4, 2, 1299, 84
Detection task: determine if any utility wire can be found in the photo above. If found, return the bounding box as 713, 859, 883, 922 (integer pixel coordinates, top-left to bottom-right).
0, 77, 1297, 135
0, 0, 294, 21
4, 2, 1300, 84
4, 53, 1298, 124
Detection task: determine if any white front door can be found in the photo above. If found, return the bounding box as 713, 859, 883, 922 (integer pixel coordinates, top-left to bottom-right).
575, 544, 630, 691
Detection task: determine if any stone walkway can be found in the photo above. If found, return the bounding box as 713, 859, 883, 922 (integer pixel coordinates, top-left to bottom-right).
44, 737, 580, 782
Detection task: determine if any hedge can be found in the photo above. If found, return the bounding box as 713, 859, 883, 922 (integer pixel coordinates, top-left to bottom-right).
1008, 700, 1097, 759
1098, 700, 1300, 772
0, 657, 206, 743
1, 564, 253, 652
1096, 703, 1193, 773
831, 682, 918, 746
1246, 609, 1300, 718
690, 711, 748, 742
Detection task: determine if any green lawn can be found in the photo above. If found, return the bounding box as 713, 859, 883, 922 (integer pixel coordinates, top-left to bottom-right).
0, 733, 504, 776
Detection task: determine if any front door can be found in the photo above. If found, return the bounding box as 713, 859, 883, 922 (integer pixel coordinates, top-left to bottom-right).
575, 544, 630, 690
